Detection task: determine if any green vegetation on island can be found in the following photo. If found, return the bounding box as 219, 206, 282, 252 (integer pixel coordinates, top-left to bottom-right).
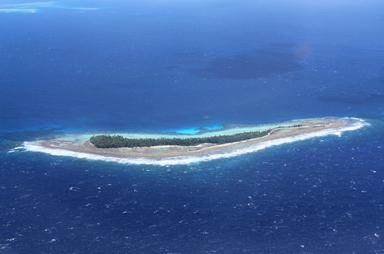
90, 130, 271, 148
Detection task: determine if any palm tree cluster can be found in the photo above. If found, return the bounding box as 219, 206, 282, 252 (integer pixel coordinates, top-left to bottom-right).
90, 130, 271, 148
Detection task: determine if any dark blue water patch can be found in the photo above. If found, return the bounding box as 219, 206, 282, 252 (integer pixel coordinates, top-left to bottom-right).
318, 91, 384, 106
191, 45, 303, 80
3, 3, 384, 131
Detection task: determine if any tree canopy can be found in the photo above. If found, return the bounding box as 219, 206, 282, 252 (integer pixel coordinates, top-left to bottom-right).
90, 130, 271, 148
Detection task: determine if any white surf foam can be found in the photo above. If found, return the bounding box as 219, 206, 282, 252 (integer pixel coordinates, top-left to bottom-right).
0, 1, 99, 14
0, 8, 39, 13
7, 146, 25, 153
20, 118, 368, 166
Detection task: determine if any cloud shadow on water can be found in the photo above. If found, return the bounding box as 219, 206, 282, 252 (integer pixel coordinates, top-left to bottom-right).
319, 92, 384, 105
191, 45, 304, 80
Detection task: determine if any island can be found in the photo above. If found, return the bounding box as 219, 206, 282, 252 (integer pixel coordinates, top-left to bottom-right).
21, 117, 367, 165
89, 130, 273, 148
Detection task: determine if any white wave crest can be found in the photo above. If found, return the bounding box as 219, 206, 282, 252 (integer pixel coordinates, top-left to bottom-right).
0, 1, 99, 14
20, 118, 368, 166
7, 146, 25, 153
0, 8, 39, 13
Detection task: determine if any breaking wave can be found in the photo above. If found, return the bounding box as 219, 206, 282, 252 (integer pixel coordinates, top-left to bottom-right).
20, 118, 368, 166
0, 8, 39, 13
0, 2, 100, 14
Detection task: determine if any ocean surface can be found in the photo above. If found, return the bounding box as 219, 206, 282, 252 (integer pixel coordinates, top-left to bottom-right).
0, 0, 384, 253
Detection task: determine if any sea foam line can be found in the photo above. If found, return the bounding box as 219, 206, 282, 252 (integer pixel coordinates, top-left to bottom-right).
20, 118, 368, 166
0, 8, 39, 13
0, 1, 100, 14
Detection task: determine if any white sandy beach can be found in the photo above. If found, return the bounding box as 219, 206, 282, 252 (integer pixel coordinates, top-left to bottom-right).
21, 117, 368, 166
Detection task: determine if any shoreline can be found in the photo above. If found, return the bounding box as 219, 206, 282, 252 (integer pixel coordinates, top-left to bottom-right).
20, 117, 368, 166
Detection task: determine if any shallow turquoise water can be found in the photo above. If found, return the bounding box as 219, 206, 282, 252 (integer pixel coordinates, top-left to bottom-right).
174, 127, 201, 135
171, 124, 224, 135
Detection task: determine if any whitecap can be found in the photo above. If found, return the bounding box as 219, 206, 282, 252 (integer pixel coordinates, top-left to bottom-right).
0, 1, 99, 14
0, 8, 39, 13
7, 146, 25, 153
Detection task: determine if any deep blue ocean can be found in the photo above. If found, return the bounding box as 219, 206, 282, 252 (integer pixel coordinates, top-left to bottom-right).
1, 0, 384, 253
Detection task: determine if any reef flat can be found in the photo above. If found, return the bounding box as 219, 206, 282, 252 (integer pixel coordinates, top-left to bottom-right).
21, 117, 367, 165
